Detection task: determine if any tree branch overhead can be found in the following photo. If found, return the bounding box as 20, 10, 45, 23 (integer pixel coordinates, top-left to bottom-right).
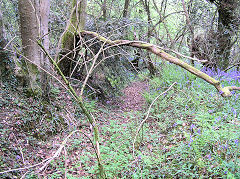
82, 30, 240, 97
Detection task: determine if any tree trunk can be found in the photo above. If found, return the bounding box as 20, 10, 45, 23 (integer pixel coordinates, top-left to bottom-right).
18, 0, 41, 94
123, 0, 130, 18
0, 1, 8, 86
141, 0, 156, 76
102, 0, 107, 20
182, 0, 195, 66
208, 0, 239, 70
39, 0, 50, 100
58, 0, 87, 76
215, 0, 238, 69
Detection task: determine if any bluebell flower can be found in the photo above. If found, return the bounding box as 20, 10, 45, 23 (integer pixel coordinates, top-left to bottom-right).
215, 116, 221, 122
234, 139, 239, 146
190, 124, 195, 131
173, 123, 177, 127
208, 109, 214, 113
188, 135, 193, 148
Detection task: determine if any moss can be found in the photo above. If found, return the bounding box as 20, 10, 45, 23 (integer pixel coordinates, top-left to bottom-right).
140, 43, 152, 48
61, 31, 75, 49
72, 0, 77, 7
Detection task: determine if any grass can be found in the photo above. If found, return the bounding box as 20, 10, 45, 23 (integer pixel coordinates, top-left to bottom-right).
0, 63, 239, 178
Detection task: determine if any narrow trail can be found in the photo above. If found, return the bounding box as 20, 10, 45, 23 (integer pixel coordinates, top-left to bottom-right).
96, 81, 149, 125
119, 81, 149, 112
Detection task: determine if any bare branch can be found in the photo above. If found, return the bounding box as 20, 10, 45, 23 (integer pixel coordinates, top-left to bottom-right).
132, 82, 177, 157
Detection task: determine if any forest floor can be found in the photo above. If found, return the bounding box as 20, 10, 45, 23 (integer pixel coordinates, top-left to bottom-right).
0, 80, 150, 178
1, 69, 240, 178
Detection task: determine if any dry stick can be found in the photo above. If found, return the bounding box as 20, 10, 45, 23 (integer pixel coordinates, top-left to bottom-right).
82, 31, 240, 97
0, 158, 50, 175
20, 171, 29, 179
224, 63, 240, 72
38, 130, 80, 172
162, 47, 208, 63
64, 147, 68, 179
80, 41, 106, 96
132, 82, 177, 157
37, 130, 97, 174
37, 40, 106, 178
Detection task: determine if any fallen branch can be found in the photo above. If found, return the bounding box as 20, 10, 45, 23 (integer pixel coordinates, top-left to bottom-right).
82, 31, 240, 97
0, 158, 49, 175
132, 82, 176, 157
38, 130, 81, 172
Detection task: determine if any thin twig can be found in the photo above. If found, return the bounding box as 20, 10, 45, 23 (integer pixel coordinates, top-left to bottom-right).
0, 158, 50, 175
132, 82, 177, 157
64, 147, 67, 179
12, 133, 25, 165
80, 41, 106, 96
38, 130, 80, 172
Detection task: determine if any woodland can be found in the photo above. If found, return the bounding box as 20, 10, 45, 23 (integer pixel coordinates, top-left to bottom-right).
0, 0, 240, 178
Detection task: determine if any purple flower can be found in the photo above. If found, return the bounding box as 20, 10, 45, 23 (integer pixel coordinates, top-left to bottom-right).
235, 139, 239, 146
190, 124, 195, 131
16, 155, 21, 160
208, 109, 214, 113
188, 135, 193, 148
231, 107, 237, 116
215, 117, 221, 122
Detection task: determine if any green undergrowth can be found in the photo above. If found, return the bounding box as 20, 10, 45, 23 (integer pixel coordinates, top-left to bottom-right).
136, 64, 240, 178
1, 64, 240, 178
44, 64, 239, 178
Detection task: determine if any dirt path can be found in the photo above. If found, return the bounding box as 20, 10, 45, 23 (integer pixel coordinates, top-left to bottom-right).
119, 81, 149, 111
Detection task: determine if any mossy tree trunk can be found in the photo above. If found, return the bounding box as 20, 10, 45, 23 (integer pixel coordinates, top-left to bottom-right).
58, 0, 87, 77
123, 0, 131, 18
0, 3, 9, 86
19, 0, 41, 94
39, 0, 50, 100
18, 0, 51, 98
215, 0, 239, 70
207, 0, 239, 70
141, 0, 157, 76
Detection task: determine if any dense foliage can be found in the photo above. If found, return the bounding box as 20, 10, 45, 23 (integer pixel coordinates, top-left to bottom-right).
0, 0, 239, 178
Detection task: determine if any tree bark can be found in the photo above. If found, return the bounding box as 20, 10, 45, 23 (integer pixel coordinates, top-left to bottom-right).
123, 0, 130, 18
215, 0, 238, 69
208, 0, 239, 70
140, 0, 156, 76
19, 0, 41, 93
182, 0, 195, 66
102, 0, 107, 20
39, 0, 50, 100
58, 0, 87, 76
0, 1, 8, 85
